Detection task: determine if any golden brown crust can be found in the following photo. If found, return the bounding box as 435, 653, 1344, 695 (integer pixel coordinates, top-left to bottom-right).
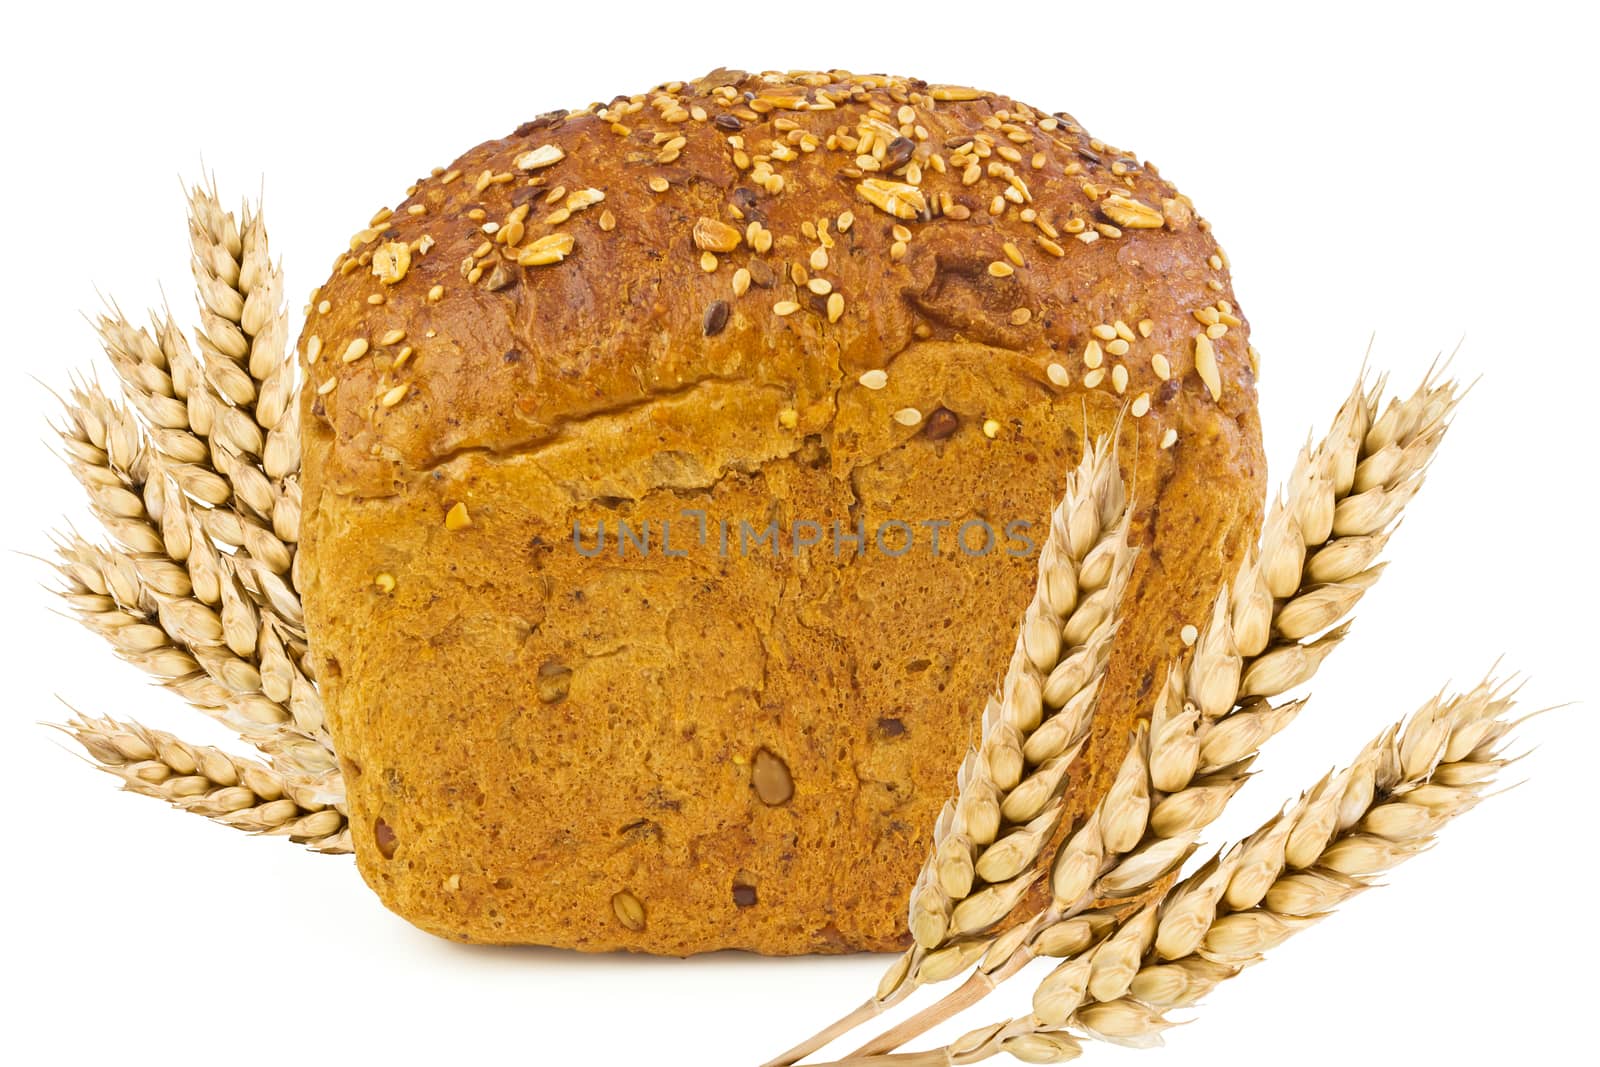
299, 69, 1265, 954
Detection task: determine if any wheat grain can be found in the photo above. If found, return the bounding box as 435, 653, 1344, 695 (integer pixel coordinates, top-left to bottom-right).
62, 714, 349, 852
867, 677, 1521, 1066
774, 367, 1461, 1064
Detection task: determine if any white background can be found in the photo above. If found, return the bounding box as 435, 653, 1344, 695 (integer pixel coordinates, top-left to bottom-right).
2, 2, 1594, 1064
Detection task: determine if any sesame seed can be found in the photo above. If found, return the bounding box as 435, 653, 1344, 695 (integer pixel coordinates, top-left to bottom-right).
827, 292, 845, 322
837, 210, 854, 232
342, 338, 369, 363
1206, 323, 1228, 339
318, 300, 332, 315
982, 418, 1000, 439
1010, 308, 1032, 325
1194, 334, 1223, 400
732, 268, 752, 297
859, 369, 888, 390
1137, 319, 1154, 338
599, 209, 617, 232
807, 278, 832, 295
306, 336, 322, 363
1092, 324, 1118, 341
428, 285, 444, 302
1152, 353, 1172, 380
1106, 338, 1130, 357
1209, 254, 1224, 270
1083, 368, 1106, 389
1131, 393, 1151, 417
810, 247, 829, 270
1111, 365, 1129, 394
1046, 363, 1070, 387
381, 329, 406, 346
987, 261, 1014, 278
444, 502, 472, 531
316, 376, 338, 396
648, 176, 670, 193
700, 251, 719, 273
1083, 340, 1104, 369
893, 407, 922, 426
778, 408, 799, 429
394, 346, 414, 370
890, 241, 908, 261
374, 573, 396, 594
1180, 624, 1198, 645
1161, 427, 1179, 449
380, 384, 409, 407
1036, 237, 1065, 257
773, 300, 800, 317
1002, 242, 1024, 267
1114, 320, 1136, 343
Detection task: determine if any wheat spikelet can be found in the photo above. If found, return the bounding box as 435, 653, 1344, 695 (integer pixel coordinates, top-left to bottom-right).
772, 367, 1460, 1065
888, 677, 1521, 1066
62, 715, 349, 852
764, 442, 1135, 1067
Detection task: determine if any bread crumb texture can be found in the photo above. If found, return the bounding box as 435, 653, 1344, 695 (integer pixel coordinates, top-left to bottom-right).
298, 69, 1265, 954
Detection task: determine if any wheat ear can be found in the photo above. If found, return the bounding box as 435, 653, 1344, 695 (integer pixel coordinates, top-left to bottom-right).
827, 676, 1520, 1066
52, 183, 340, 823
911, 438, 1134, 951
773, 367, 1460, 1065
62, 714, 349, 852
52, 382, 333, 778
764, 441, 1135, 1067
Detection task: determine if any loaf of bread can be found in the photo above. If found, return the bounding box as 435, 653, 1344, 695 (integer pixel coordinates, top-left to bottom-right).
297, 68, 1265, 955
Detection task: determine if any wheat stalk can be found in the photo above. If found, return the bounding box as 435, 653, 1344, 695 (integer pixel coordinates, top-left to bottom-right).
50, 182, 340, 830
767, 442, 1135, 1066
820, 676, 1520, 1066
61, 714, 349, 852
771, 367, 1460, 1064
